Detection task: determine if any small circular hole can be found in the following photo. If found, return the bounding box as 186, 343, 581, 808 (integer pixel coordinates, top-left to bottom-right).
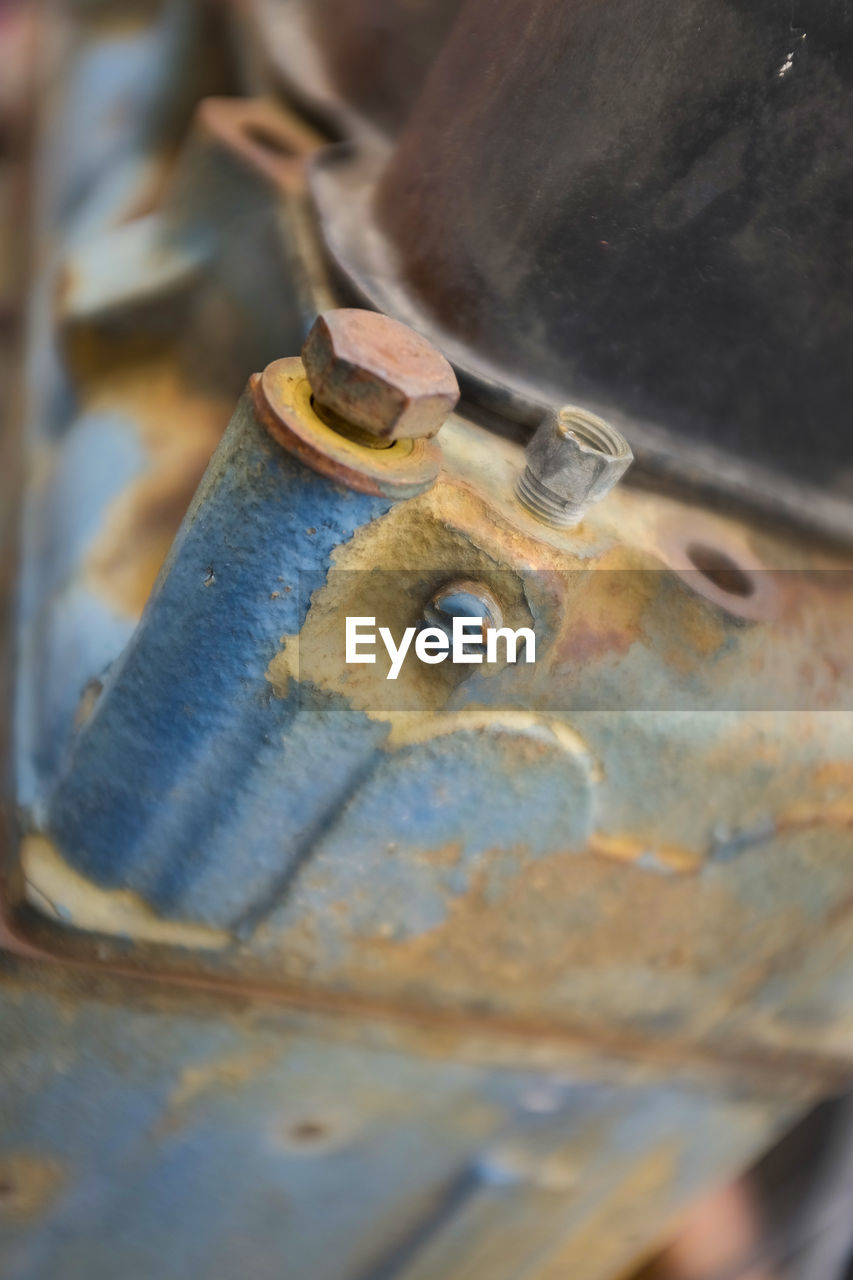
244, 123, 296, 159
289, 1120, 328, 1144
561, 421, 607, 454
686, 543, 755, 597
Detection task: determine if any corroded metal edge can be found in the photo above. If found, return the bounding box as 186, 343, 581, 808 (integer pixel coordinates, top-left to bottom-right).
252, 357, 442, 498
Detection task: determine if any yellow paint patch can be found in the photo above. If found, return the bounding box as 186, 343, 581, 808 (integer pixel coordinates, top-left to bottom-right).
778, 800, 853, 833
21, 834, 230, 950
662, 590, 728, 675
265, 634, 299, 699
169, 1048, 278, 1112
381, 708, 600, 773
82, 354, 231, 618
533, 1143, 680, 1280
813, 761, 853, 791
588, 831, 701, 875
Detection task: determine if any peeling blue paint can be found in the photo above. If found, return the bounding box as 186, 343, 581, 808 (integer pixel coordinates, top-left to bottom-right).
45, 395, 392, 915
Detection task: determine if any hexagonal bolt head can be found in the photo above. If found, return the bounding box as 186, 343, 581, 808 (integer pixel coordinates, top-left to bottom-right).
516, 406, 633, 527
302, 309, 459, 441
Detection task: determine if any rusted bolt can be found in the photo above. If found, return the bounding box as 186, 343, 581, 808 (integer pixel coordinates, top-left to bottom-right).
423, 580, 503, 652
516, 405, 632, 527
302, 309, 459, 442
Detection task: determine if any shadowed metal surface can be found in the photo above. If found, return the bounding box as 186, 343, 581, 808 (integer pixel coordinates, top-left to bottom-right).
310, 0, 853, 542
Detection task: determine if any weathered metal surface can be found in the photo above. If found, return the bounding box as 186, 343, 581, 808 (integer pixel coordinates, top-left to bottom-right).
255, 357, 443, 497
39, 387, 397, 927
241, 0, 465, 138
16, 386, 853, 1077
7, 5, 853, 1278
58, 94, 328, 400
0, 955, 808, 1280
33, 310, 452, 930
226, 444, 852, 1066
14, 0, 237, 809
16, 88, 331, 812
376, 0, 853, 509
308, 0, 853, 544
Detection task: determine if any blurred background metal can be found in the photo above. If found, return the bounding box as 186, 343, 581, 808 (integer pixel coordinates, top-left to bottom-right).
2, 3, 853, 1279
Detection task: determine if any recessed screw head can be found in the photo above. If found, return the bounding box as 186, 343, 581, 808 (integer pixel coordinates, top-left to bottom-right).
423, 580, 503, 652
302, 309, 459, 441
516, 406, 633, 528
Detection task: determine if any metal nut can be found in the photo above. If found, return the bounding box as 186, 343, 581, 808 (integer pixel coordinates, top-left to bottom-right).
516, 406, 633, 527
302, 309, 459, 441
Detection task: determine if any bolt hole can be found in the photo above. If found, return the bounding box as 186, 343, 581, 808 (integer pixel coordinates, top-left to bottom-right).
686, 543, 755, 597
424, 581, 503, 648
244, 123, 296, 159
0, 1181, 15, 1201
288, 1120, 328, 1144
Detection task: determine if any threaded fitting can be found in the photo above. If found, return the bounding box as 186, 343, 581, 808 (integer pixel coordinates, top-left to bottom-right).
516, 406, 633, 528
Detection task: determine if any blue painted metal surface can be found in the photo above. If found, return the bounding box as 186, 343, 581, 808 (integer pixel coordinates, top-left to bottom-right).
44, 0, 211, 247
14, 0, 221, 809
0, 961, 801, 1280
16, 21, 325, 812
261, 715, 597, 944
6, 6, 853, 1278
17, 410, 147, 805
45, 394, 392, 925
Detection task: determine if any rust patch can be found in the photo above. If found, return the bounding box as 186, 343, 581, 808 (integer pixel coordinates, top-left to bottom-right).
777, 799, 853, 835
551, 549, 654, 666
154, 1047, 279, 1136
417, 842, 463, 870
0, 1155, 64, 1220
667, 592, 728, 669
82, 352, 231, 617
169, 1047, 278, 1111
254, 360, 441, 499
196, 96, 324, 195
290, 845, 759, 1018
301, 308, 459, 441
813, 761, 853, 790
